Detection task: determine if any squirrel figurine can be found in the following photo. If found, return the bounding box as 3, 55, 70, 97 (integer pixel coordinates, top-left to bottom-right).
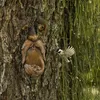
21, 26, 45, 76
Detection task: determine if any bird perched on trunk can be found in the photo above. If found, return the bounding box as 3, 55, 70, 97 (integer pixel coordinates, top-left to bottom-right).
57, 46, 75, 62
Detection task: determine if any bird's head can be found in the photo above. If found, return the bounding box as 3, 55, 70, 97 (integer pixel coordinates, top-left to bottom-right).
56, 49, 64, 55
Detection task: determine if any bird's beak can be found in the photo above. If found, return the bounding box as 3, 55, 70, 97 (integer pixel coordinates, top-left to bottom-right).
56, 48, 60, 53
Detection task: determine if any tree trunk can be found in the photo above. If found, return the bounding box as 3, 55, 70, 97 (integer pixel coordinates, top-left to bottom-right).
0, 0, 75, 100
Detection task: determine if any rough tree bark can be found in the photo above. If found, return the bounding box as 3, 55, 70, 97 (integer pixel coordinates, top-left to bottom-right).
0, 0, 75, 100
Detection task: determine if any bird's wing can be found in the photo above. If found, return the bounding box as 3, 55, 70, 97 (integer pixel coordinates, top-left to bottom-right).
65, 47, 75, 57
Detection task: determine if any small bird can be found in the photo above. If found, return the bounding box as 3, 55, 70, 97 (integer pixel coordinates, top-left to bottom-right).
57, 46, 75, 62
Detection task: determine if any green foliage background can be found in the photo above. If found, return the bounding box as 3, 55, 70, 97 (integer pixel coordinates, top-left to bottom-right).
58, 0, 100, 100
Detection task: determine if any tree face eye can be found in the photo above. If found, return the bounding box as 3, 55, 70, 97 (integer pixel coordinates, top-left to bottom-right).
38, 25, 44, 31
41, 26, 44, 29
